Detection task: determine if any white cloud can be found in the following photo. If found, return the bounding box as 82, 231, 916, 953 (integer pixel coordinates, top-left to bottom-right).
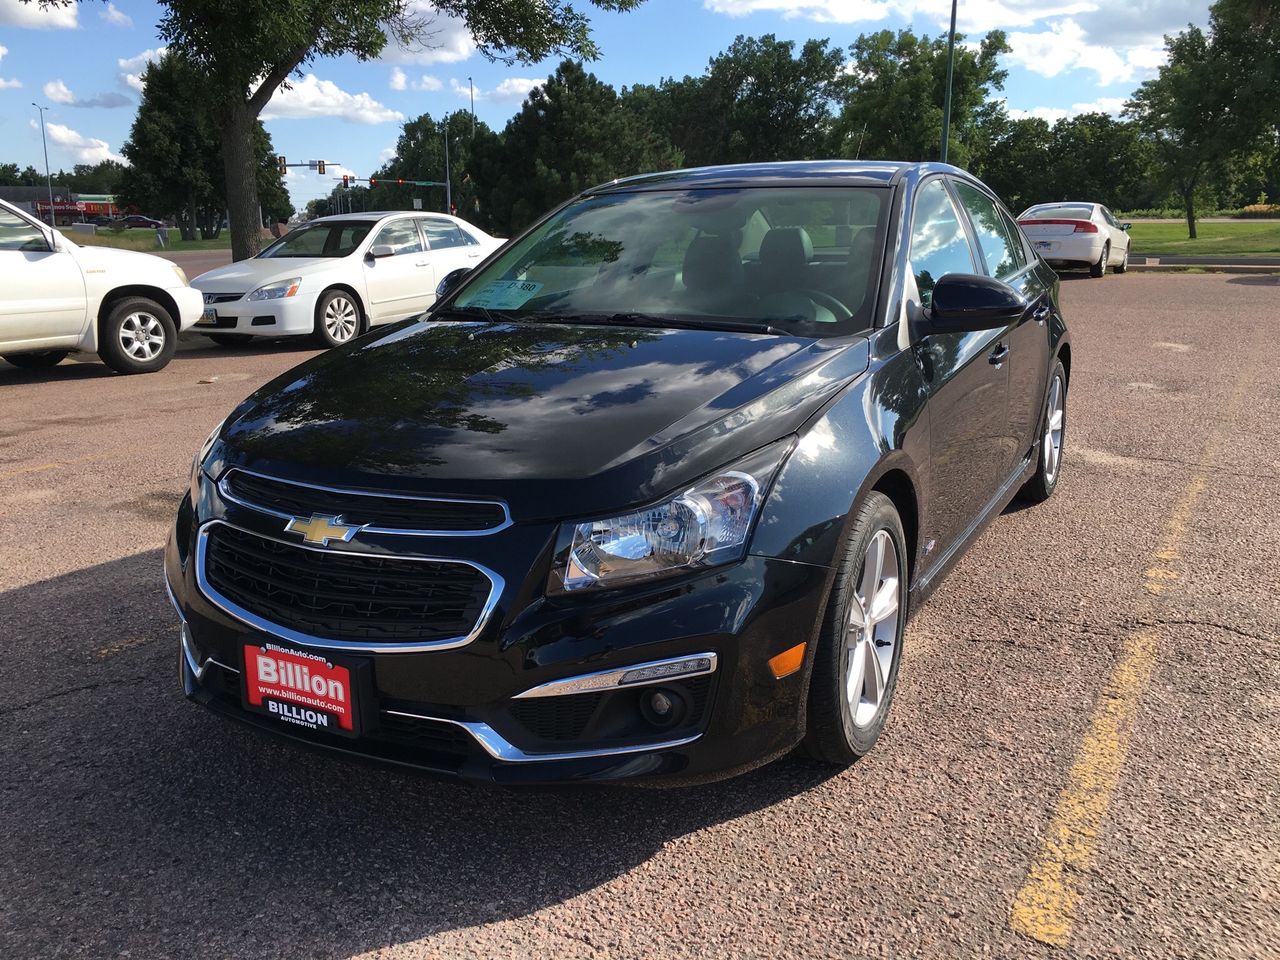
413, 74, 442, 91
1007, 18, 1166, 85
0, 42, 18, 88
100, 2, 132, 27
118, 47, 167, 93
43, 78, 132, 108
32, 119, 124, 164
261, 74, 405, 124
0, 0, 77, 28
453, 77, 541, 103
379, 145, 397, 163
1007, 96, 1128, 122
390, 67, 408, 91
381, 4, 476, 64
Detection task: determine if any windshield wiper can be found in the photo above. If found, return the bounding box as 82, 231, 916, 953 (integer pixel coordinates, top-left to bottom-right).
516, 312, 787, 336
431, 305, 502, 324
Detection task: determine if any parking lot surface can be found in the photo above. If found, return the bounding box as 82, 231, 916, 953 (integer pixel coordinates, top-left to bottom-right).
2, 274, 1277, 959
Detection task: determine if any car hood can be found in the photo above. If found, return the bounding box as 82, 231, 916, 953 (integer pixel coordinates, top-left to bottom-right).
191, 256, 346, 292
217, 320, 871, 519
70, 242, 178, 276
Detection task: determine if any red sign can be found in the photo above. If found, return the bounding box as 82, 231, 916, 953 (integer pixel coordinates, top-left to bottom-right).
243, 642, 355, 733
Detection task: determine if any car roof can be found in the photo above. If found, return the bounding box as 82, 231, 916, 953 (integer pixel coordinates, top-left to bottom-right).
586, 160, 980, 193
305, 210, 457, 225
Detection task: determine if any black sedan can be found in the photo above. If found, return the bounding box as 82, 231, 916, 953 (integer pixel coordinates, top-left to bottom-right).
165, 161, 1070, 786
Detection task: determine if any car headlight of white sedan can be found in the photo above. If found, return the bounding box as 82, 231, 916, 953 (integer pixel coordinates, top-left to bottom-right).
246, 277, 302, 301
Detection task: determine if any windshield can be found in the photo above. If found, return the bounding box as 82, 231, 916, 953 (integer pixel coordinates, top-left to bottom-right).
258, 220, 373, 259
1020, 204, 1094, 220
451, 186, 888, 337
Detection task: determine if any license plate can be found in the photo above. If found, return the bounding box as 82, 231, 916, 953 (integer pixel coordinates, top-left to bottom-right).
241, 641, 362, 738
1035, 241, 1053, 250
198, 307, 217, 325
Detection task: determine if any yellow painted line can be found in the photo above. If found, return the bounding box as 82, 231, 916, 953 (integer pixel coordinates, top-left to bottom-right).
1010, 369, 1252, 947
0, 453, 105, 481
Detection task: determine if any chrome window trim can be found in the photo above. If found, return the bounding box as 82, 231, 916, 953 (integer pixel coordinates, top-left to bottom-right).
511, 652, 718, 699
217, 466, 513, 538
193, 519, 505, 654
382, 708, 703, 763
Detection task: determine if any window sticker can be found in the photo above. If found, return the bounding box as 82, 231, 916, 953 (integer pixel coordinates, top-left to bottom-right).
463, 280, 544, 309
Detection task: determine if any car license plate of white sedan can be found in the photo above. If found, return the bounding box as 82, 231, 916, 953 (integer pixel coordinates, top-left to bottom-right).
1036, 241, 1053, 251
199, 308, 217, 325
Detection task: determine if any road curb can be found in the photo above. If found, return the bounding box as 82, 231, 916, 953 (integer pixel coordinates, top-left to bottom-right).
1128, 263, 1280, 274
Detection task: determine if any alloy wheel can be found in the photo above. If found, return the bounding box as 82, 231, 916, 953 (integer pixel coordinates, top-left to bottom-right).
324, 297, 359, 343
845, 529, 902, 728
119, 312, 165, 362
1043, 373, 1065, 484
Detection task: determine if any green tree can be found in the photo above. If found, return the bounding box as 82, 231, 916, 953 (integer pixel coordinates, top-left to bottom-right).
972, 114, 1053, 213
626, 35, 847, 166
836, 28, 1010, 167
470, 61, 682, 236
1048, 114, 1157, 211
368, 111, 492, 220
0, 163, 20, 187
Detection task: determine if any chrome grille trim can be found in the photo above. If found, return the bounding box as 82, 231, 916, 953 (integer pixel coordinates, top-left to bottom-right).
217, 467, 513, 537
193, 519, 505, 654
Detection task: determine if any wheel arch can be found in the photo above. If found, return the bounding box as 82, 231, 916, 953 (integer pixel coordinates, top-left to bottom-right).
869, 467, 919, 586
316, 283, 368, 330
1057, 341, 1072, 389
93, 285, 180, 352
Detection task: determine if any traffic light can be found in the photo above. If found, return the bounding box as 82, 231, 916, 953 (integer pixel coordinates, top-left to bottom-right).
341, 175, 350, 189
277, 155, 287, 175
368, 177, 377, 188
317, 160, 326, 175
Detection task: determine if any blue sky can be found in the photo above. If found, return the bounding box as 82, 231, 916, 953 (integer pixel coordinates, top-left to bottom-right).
0, 0, 1210, 209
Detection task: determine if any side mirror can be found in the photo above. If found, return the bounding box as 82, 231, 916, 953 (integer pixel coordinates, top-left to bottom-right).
366, 244, 394, 261
923, 273, 1026, 335
436, 267, 471, 299
1121, 222, 1132, 231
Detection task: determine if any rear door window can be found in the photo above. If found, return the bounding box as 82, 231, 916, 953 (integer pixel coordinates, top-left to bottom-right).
421, 219, 471, 250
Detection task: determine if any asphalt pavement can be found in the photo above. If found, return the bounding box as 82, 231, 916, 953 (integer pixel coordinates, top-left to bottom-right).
1, 274, 1276, 959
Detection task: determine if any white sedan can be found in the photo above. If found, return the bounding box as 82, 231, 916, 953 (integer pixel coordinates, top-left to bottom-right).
1017, 202, 1132, 278
190, 212, 503, 347
0, 198, 202, 374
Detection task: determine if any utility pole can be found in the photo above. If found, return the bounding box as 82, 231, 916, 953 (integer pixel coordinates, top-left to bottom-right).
940, 0, 958, 163
31, 103, 54, 227
469, 77, 475, 139
443, 113, 452, 215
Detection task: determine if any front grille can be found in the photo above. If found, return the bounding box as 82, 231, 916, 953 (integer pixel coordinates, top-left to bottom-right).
223, 469, 508, 533
202, 523, 492, 644
203, 292, 243, 304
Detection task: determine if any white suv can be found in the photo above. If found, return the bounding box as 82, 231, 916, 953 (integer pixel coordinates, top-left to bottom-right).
0, 199, 203, 374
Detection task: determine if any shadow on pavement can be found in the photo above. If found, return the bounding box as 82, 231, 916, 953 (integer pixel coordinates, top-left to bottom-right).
1, 550, 838, 959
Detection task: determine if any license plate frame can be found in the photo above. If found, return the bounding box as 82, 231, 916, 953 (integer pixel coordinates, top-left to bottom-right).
240, 640, 373, 739
198, 307, 217, 325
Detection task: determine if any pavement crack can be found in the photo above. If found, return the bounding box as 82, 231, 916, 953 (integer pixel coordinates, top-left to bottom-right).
0, 672, 158, 718
1136, 617, 1276, 646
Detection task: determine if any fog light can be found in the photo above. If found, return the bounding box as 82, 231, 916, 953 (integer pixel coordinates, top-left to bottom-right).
639, 687, 686, 728
620, 656, 713, 686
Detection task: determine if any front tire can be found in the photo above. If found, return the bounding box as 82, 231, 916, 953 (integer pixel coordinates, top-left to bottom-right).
1019, 360, 1067, 503
1113, 243, 1129, 274
803, 492, 908, 765
313, 289, 362, 348
3, 350, 69, 369
1089, 243, 1109, 278
97, 297, 177, 374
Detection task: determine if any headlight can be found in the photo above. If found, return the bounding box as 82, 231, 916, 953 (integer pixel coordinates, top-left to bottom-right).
551, 440, 792, 593
190, 418, 225, 501
171, 264, 189, 286
246, 277, 301, 301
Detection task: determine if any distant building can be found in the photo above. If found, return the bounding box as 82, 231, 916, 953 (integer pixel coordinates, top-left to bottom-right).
0, 186, 121, 225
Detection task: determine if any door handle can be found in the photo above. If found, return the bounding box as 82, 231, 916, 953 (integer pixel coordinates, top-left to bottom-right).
989, 343, 1010, 367
415, 260, 429, 267
466, 252, 482, 259
1033, 303, 1051, 324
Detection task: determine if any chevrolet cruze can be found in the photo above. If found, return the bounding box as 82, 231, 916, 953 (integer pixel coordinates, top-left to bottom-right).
165, 161, 1070, 786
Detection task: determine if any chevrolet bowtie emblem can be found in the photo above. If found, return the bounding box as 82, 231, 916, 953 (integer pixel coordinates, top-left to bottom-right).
284, 513, 359, 546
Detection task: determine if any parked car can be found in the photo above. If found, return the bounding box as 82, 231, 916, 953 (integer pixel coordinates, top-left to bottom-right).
1017, 202, 1131, 277
189, 212, 504, 348
0, 198, 202, 374
121, 214, 164, 229
88, 215, 115, 228
166, 161, 1070, 786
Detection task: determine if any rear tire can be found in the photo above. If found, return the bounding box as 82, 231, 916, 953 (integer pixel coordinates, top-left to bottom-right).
803, 492, 908, 766
1019, 360, 1067, 504
206, 333, 255, 347
313, 289, 363, 348
3, 350, 69, 369
1089, 243, 1108, 278
97, 296, 177, 374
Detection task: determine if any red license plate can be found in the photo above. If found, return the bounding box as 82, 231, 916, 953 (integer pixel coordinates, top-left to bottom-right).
242, 642, 360, 738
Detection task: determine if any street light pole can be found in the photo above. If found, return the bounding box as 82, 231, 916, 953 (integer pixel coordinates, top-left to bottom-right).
31, 103, 55, 227
468, 77, 475, 139
443, 114, 452, 215
940, 0, 958, 163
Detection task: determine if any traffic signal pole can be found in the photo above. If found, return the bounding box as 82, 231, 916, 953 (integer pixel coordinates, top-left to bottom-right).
940, 0, 957, 164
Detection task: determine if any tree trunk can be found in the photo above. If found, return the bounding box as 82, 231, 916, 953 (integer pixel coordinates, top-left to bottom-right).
1183, 183, 1198, 240
223, 102, 263, 262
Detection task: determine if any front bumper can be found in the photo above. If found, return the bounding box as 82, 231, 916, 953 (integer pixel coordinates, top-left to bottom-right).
170, 285, 206, 332
192, 292, 317, 337
165, 485, 832, 786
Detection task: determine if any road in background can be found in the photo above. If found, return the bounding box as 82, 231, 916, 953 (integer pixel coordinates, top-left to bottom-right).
1, 275, 1276, 958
